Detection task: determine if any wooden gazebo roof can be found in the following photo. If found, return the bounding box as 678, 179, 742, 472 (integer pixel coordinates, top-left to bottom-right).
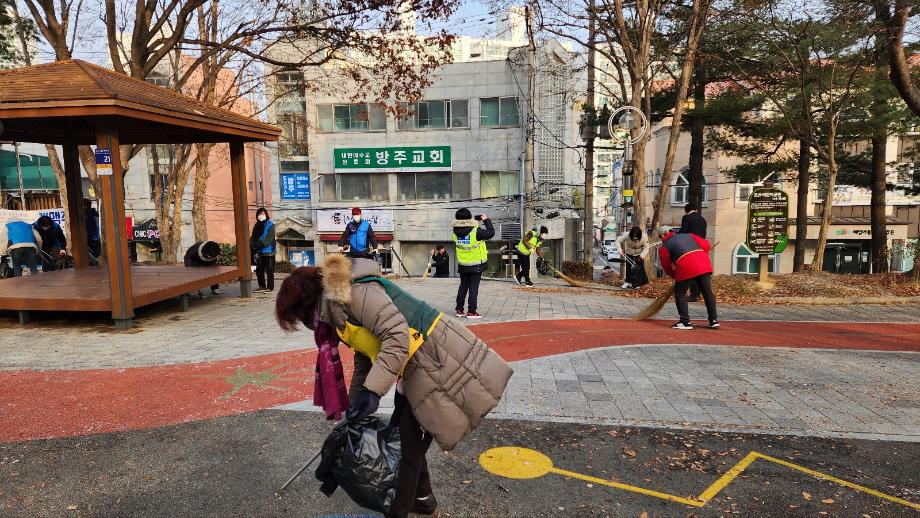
0, 60, 280, 144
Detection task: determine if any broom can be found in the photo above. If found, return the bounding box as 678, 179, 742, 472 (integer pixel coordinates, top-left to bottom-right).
632, 240, 719, 321
544, 262, 590, 288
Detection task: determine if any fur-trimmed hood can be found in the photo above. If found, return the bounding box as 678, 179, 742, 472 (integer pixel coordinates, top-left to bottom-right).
452, 219, 476, 238
320, 255, 381, 305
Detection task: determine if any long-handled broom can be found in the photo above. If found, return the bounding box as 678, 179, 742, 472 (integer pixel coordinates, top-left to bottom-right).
632, 241, 718, 321
543, 261, 590, 288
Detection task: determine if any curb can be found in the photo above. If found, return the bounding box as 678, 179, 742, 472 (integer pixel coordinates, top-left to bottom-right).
775, 296, 920, 305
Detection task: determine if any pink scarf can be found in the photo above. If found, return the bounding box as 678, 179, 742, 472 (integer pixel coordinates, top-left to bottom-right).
312, 308, 349, 420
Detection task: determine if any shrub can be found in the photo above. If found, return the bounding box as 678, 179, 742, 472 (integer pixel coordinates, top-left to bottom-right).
275, 260, 295, 273
217, 243, 238, 266
560, 261, 593, 281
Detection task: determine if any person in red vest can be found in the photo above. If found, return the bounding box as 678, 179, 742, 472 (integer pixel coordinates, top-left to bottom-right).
657, 226, 718, 330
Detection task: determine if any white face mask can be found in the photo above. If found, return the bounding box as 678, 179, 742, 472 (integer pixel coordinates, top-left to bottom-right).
353, 216, 362, 223
257, 214, 267, 222
540, 234, 548, 240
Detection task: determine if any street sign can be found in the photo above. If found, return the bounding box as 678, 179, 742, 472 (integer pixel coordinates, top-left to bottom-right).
280, 172, 311, 200
745, 187, 789, 254
623, 189, 633, 197
95, 148, 113, 176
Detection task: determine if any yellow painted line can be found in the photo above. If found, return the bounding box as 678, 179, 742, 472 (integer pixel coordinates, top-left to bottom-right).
478, 447, 920, 512
548, 466, 704, 507
696, 451, 759, 503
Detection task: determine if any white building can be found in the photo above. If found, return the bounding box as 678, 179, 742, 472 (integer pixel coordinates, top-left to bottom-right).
268, 11, 585, 276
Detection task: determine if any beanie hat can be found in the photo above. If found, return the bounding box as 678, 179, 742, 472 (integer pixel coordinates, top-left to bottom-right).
455, 208, 472, 220
352, 207, 362, 216
657, 225, 672, 237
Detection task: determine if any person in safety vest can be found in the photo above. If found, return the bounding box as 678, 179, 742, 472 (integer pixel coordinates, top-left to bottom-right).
451, 207, 494, 319
514, 225, 547, 287
250, 207, 276, 292
338, 207, 378, 259
657, 226, 719, 330
275, 255, 512, 518
1, 219, 42, 276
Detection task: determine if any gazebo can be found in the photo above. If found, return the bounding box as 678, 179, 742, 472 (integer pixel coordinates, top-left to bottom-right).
0, 60, 281, 328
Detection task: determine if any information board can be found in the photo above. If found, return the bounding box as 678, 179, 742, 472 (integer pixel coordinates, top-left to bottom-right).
280, 172, 311, 200
746, 187, 789, 254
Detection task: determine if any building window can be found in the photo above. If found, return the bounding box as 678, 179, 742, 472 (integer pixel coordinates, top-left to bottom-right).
480, 97, 520, 127
480, 171, 518, 198
317, 103, 386, 133
397, 172, 458, 200
732, 242, 779, 274
322, 173, 388, 201
670, 172, 707, 206
398, 100, 469, 130
736, 183, 755, 204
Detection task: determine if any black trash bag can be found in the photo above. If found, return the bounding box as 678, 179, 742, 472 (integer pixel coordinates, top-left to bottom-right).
536, 257, 551, 275
315, 416, 401, 514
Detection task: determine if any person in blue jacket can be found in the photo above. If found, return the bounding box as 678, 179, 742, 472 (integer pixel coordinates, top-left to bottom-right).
250, 207, 276, 292
338, 207, 378, 259
85, 199, 101, 260
33, 216, 67, 270
1, 220, 43, 276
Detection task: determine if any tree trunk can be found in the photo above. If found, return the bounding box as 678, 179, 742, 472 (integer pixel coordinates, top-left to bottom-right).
793, 137, 810, 272
192, 143, 213, 242
870, 14, 890, 273
811, 127, 838, 272
649, 0, 708, 235
687, 55, 706, 208
877, 0, 920, 117
44, 145, 72, 250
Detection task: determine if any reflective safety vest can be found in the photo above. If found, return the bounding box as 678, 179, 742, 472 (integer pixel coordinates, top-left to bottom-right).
453, 230, 487, 266
516, 231, 542, 255
336, 275, 443, 373
348, 220, 371, 252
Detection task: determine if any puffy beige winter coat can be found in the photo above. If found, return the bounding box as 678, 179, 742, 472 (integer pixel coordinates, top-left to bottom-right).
318, 255, 513, 451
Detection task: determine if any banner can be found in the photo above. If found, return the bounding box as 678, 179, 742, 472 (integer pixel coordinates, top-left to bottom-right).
0, 208, 66, 234
833, 185, 919, 206
316, 209, 394, 232
334, 146, 451, 173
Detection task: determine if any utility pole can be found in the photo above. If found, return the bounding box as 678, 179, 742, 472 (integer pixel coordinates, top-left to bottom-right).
583, 0, 596, 264
522, 3, 536, 234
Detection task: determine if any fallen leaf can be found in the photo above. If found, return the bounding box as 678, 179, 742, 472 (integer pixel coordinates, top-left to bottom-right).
462, 480, 472, 484
802, 492, 812, 501
639, 513, 649, 518
822, 498, 835, 504
624, 447, 638, 458
66, 506, 77, 511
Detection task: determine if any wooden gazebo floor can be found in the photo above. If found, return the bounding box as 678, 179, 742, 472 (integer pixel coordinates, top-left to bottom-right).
0, 266, 241, 312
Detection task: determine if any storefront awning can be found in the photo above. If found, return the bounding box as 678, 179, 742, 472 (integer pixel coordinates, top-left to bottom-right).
0, 149, 59, 190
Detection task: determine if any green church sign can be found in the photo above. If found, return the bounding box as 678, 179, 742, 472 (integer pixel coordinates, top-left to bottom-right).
334, 146, 451, 173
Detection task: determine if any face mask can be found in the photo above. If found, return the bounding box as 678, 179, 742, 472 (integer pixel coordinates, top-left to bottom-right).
353, 216, 362, 223
258, 215, 267, 222
540, 234, 548, 240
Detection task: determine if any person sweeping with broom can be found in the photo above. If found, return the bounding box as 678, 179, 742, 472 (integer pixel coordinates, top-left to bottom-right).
657, 226, 719, 330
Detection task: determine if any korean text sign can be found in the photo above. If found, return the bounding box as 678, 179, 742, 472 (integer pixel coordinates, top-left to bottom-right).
333, 146, 451, 173
280, 172, 311, 200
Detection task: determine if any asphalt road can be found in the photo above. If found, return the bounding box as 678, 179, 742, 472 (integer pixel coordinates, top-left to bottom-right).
2, 411, 919, 517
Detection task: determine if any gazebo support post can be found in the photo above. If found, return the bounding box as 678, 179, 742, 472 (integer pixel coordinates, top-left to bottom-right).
63, 143, 89, 268
96, 122, 134, 328
230, 141, 252, 297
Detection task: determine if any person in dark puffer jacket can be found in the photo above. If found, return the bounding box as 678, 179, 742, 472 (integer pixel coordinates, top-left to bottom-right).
184, 240, 222, 298
657, 226, 718, 330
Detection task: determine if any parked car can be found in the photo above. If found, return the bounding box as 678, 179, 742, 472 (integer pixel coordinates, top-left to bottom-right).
606, 246, 621, 263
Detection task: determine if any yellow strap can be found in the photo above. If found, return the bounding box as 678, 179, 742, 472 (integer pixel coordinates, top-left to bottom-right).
337, 312, 444, 376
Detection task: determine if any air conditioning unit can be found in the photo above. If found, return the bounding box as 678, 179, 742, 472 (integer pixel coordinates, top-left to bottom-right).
500, 223, 522, 241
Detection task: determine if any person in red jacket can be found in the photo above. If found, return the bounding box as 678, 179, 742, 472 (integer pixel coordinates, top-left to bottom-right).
657, 226, 719, 330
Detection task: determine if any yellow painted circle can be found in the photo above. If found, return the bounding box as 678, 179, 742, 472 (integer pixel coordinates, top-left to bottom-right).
479, 447, 554, 480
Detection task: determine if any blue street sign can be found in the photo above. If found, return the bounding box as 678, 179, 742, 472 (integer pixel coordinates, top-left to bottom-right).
95, 148, 113, 176
280, 172, 311, 200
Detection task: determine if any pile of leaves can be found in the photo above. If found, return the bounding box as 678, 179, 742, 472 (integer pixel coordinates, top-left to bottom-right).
612, 271, 920, 304
560, 261, 594, 281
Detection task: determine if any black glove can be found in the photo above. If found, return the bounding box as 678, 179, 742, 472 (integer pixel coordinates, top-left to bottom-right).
346, 389, 380, 421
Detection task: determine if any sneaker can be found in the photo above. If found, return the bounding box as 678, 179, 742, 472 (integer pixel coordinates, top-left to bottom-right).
466, 312, 483, 319
253, 287, 268, 292
455, 308, 466, 318
411, 494, 438, 515
621, 282, 632, 289
672, 322, 693, 330
525, 281, 535, 288
708, 320, 720, 329
513, 275, 522, 285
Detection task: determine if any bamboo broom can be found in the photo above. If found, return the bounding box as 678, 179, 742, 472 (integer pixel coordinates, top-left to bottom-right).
545, 263, 590, 288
